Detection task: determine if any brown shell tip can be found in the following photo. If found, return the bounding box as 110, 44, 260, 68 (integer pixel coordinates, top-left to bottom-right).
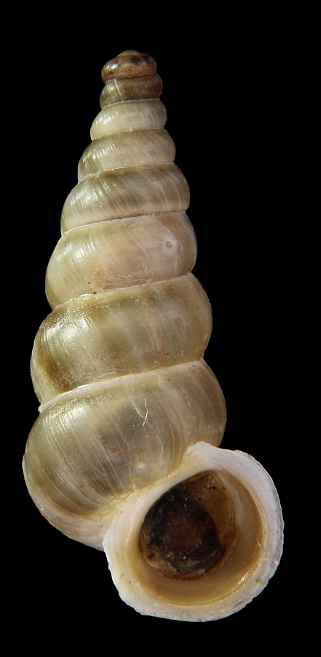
101, 51, 157, 83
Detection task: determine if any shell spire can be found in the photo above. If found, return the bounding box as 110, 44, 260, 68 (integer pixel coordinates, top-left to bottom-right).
23, 51, 283, 622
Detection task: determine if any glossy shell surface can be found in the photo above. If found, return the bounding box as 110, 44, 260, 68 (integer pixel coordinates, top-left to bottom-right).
23, 50, 283, 621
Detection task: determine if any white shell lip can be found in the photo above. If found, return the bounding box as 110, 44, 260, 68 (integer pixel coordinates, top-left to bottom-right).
103, 442, 284, 622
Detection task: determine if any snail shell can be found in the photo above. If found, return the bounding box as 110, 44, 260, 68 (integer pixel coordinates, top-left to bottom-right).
23, 50, 283, 621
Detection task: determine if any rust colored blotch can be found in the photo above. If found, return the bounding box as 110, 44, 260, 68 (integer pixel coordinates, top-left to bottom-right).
140, 471, 239, 580
149, 492, 223, 578
139, 471, 240, 580
101, 51, 156, 83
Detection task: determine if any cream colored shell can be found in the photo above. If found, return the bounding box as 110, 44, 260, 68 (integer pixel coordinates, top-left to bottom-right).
23, 50, 283, 621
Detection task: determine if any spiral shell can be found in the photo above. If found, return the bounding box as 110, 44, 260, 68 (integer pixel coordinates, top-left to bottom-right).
23, 50, 283, 621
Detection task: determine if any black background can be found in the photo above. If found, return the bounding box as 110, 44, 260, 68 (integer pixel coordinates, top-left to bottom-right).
11, 15, 293, 650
